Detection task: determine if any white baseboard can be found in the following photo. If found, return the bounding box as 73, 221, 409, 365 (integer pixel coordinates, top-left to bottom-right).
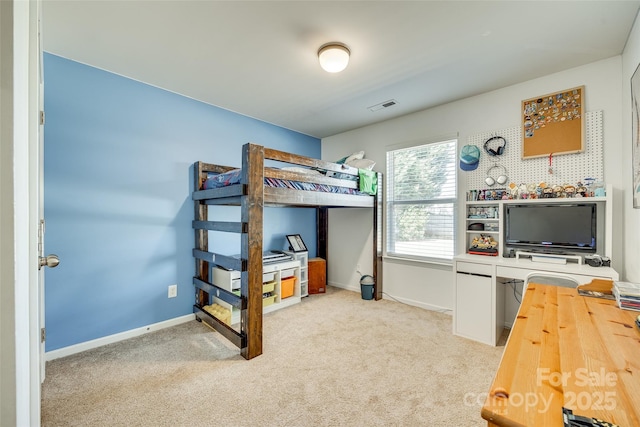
384, 294, 453, 315
328, 281, 361, 294
45, 314, 195, 361
328, 281, 452, 315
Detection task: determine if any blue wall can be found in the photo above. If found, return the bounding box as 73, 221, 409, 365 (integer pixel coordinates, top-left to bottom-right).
43, 53, 320, 351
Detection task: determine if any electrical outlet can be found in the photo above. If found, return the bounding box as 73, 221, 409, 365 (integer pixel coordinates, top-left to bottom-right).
168, 284, 178, 298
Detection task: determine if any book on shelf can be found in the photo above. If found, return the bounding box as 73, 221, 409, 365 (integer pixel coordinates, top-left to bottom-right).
468, 247, 498, 256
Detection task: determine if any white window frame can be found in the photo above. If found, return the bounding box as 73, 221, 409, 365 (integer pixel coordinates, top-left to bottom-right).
385, 138, 458, 264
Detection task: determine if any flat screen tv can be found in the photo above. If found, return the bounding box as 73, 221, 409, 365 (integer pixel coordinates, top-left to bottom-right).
504, 203, 597, 254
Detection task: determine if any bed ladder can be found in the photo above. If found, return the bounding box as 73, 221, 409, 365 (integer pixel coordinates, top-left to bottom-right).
192, 144, 264, 360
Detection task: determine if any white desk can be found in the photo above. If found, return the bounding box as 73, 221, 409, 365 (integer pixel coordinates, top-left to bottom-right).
452, 253, 619, 346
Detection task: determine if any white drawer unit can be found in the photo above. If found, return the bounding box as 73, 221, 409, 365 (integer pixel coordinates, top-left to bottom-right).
213, 268, 278, 291
284, 251, 308, 297
210, 259, 301, 325
456, 261, 492, 276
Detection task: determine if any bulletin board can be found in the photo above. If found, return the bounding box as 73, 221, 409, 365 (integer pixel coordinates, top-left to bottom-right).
521, 86, 585, 159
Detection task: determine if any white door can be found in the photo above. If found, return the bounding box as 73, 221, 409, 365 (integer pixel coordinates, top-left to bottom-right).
34, 0, 57, 382
31, 0, 55, 413
31, 0, 57, 420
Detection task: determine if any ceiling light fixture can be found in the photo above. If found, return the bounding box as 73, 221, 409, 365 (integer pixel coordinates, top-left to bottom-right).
318, 42, 350, 73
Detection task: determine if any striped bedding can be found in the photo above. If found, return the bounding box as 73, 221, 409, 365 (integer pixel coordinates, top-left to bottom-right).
203, 169, 365, 195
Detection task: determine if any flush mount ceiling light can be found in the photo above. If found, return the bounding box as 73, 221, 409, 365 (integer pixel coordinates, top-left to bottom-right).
318, 42, 350, 73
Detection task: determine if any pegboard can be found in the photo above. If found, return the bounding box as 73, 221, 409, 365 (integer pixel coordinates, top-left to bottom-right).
464, 110, 603, 192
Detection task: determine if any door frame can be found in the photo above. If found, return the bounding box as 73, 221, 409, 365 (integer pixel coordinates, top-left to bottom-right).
0, 0, 42, 425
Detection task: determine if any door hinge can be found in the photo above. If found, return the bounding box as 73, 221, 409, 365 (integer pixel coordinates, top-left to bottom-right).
41, 328, 46, 343
40, 110, 45, 125
38, 219, 45, 257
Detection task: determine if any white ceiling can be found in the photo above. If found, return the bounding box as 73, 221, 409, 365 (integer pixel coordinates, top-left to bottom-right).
42, 1, 640, 139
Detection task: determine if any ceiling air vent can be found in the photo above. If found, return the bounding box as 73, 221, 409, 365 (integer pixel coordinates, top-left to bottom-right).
368, 99, 397, 112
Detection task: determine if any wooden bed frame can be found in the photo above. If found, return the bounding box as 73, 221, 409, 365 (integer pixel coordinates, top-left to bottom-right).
192, 143, 382, 359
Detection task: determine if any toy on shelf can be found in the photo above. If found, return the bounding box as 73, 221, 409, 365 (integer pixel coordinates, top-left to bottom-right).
468, 234, 498, 256
471, 234, 497, 249
469, 179, 606, 200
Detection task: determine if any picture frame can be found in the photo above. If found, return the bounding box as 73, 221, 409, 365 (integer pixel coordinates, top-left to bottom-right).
521, 86, 585, 159
632, 63, 640, 208
286, 234, 308, 252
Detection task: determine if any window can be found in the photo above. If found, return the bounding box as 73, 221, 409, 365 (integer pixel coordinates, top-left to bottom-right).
385, 139, 457, 262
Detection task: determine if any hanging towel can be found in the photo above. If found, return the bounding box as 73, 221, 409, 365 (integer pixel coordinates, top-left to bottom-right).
358, 169, 377, 195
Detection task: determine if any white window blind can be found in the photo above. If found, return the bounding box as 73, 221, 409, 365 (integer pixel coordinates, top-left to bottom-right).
385, 139, 457, 262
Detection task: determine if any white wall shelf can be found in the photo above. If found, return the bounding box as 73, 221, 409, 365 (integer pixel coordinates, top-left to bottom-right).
463, 188, 611, 259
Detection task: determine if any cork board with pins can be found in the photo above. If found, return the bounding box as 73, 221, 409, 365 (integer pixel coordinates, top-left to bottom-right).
521, 86, 585, 159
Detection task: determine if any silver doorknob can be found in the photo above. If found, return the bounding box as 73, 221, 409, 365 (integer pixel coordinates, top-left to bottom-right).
39, 254, 60, 270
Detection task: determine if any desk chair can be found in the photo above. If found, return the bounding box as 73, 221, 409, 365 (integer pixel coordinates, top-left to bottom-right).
523, 271, 580, 294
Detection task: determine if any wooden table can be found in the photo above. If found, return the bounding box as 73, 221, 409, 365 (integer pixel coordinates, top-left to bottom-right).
482, 283, 640, 426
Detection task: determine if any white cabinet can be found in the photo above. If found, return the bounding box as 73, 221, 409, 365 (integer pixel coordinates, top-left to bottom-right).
211, 259, 301, 325
453, 260, 502, 346
284, 251, 308, 297
455, 272, 493, 345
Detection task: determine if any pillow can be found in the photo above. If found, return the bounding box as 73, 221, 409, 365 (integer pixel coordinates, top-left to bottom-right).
344, 151, 365, 164
203, 169, 242, 189
336, 151, 365, 165
335, 156, 348, 164
346, 158, 376, 170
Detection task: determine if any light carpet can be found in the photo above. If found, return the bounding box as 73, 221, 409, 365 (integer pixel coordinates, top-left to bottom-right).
42, 286, 505, 426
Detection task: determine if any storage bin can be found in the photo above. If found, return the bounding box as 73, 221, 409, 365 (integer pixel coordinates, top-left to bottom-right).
280, 276, 296, 299
263, 272, 275, 282
281, 268, 296, 278
263, 280, 276, 294
263, 293, 276, 307
203, 303, 231, 325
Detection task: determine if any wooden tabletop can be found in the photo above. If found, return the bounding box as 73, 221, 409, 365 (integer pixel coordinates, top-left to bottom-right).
482, 283, 640, 427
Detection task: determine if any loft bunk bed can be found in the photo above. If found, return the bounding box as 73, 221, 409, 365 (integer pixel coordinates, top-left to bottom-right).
192, 143, 382, 360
